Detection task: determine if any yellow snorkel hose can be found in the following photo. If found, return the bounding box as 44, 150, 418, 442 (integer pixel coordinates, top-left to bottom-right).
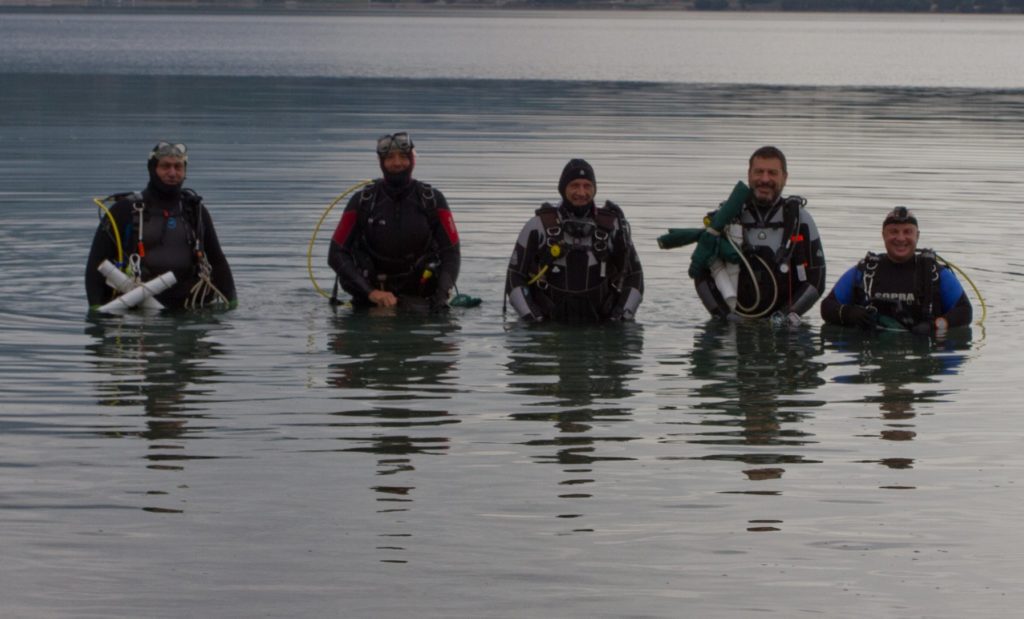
92, 196, 125, 267
936, 254, 987, 326
307, 180, 373, 299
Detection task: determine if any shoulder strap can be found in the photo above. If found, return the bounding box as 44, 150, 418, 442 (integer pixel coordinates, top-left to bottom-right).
356, 180, 379, 228
916, 248, 939, 320
594, 200, 621, 233
859, 251, 881, 298
771, 196, 805, 265
857, 251, 880, 271
535, 202, 562, 237
180, 188, 205, 252
533, 203, 563, 270
416, 181, 440, 228
783, 196, 804, 235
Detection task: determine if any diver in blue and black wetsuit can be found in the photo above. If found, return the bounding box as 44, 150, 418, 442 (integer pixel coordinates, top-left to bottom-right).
85, 142, 236, 311
693, 146, 826, 324
327, 132, 461, 311
505, 158, 644, 324
821, 206, 972, 335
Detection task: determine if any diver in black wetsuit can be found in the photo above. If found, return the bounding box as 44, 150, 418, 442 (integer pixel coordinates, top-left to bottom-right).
821, 206, 972, 335
85, 142, 236, 311
328, 132, 461, 311
505, 158, 644, 324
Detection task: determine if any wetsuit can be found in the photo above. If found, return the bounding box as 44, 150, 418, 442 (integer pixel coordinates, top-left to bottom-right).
821, 251, 972, 331
695, 195, 825, 319
506, 200, 644, 323
328, 178, 460, 308
85, 186, 236, 310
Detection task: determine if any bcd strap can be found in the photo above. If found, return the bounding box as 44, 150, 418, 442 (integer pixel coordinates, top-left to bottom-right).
358, 180, 440, 228
123, 189, 204, 270
535, 203, 564, 271
773, 197, 804, 267
859, 249, 938, 320
593, 201, 622, 265
534, 202, 621, 274
916, 248, 938, 321
355, 180, 441, 282
859, 251, 881, 300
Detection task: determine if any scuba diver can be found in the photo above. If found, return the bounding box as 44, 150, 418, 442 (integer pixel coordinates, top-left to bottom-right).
85, 142, 236, 311
820, 206, 973, 335
328, 132, 460, 311
692, 146, 825, 325
505, 158, 644, 323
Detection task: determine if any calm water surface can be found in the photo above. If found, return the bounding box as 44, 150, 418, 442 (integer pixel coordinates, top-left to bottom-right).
1, 10, 1023, 619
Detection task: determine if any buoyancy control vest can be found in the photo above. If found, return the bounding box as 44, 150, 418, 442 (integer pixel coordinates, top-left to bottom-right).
347, 180, 444, 295
857, 249, 939, 327
732, 196, 808, 313
114, 189, 205, 281
532, 201, 623, 293
739, 196, 805, 271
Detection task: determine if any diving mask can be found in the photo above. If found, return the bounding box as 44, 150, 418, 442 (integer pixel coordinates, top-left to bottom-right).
883, 206, 917, 227
149, 141, 188, 162
377, 132, 414, 157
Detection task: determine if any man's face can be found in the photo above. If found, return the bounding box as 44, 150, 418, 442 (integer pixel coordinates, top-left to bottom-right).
883, 223, 919, 263
748, 156, 787, 206
564, 178, 596, 208
155, 156, 186, 186
382, 150, 412, 174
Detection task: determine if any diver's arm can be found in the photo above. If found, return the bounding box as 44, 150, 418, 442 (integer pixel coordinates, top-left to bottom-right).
198, 205, 236, 303
431, 191, 461, 302
820, 267, 862, 325
936, 268, 972, 329
610, 218, 644, 320
85, 202, 131, 307
694, 276, 726, 318
506, 220, 545, 320
85, 222, 118, 307
786, 212, 826, 316
327, 195, 375, 300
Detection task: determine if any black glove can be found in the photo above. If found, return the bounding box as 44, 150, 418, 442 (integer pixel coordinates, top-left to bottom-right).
843, 305, 878, 330
429, 291, 451, 314
911, 321, 932, 335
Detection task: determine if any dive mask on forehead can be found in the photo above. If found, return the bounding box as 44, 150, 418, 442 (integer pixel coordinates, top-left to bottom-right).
883, 206, 918, 227
150, 141, 188, 161
376, 132, 414, 157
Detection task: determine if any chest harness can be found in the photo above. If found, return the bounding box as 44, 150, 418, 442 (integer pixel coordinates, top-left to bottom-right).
107, 189, 227, 308
335, 181, 442, 300
528, 202, 620, 291
740, 196, 806, 276
859, 249, 939, 323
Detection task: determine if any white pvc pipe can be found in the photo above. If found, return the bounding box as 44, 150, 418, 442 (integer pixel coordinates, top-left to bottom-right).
710, 224, 743, 311
98, 260, 161, 309
97, 260, 165, 310
97, 270, 177, 314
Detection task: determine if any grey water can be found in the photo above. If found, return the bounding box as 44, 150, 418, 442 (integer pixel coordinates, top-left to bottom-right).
1, 9, 1023, 618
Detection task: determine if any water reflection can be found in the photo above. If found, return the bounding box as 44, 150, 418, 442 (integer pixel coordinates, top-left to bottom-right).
84, 313, 225, 513
680, 322, 827, 485
326, 310, 461, 563
504, 324, 644, 525
822, 325, 973, 475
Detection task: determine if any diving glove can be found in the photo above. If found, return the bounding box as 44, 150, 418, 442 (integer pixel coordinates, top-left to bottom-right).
843, 305, 878, 330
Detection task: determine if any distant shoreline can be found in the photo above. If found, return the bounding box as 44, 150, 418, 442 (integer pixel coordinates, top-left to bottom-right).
1, 0, 1022, 15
